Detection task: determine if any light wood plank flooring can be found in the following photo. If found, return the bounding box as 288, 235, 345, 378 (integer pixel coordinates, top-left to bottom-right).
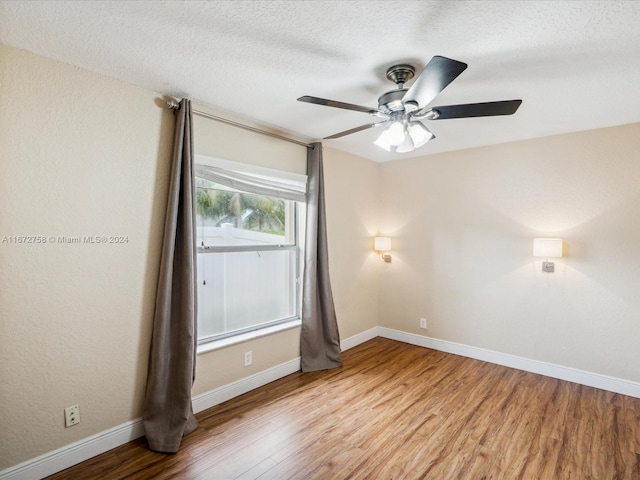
46, 338, 640, 479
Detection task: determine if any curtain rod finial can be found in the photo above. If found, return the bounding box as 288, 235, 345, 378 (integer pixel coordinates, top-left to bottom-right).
167, 99, 180, 110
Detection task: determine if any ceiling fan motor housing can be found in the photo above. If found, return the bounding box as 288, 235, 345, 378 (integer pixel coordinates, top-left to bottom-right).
378, 64, 420, 114
378, 89, 406, 113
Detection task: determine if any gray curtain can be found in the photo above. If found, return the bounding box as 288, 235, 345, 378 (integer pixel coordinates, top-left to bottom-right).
300, 142, 343, 372
143, 99, 198, 452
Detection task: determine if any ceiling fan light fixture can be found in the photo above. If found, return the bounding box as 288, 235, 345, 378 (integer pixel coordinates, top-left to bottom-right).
374, 118, 434, 153
395, 132, 415, 153
387, 121, 405, 146
408, 121, 434, 148
374, 129, 392, 151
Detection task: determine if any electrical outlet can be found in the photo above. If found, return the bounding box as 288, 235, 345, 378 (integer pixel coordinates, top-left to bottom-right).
65, 405, 80, 427
244, 351, 252, 367
419, 318, 427, 329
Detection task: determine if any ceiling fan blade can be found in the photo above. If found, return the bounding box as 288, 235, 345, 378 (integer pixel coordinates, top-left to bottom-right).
429, 100, 522, 119
324, 122, 388, 139
403, 56, 468, 108
298, 95, 380, 115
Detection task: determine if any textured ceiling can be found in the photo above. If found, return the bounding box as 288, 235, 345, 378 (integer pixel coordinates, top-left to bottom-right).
1, 0, 640, 162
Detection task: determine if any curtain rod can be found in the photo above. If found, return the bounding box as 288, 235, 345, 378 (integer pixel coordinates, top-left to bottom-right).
167, 100, 312, 149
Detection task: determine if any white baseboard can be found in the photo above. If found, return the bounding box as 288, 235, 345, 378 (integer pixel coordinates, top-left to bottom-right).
0, 419, 145, 480
340, 327, 378, 351
0, 329, 374, 480
192, 357, 301, 413
378, 327, 640, 399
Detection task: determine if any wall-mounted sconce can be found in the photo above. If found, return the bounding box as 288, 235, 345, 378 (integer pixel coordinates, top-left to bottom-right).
374, 236, 392, 262
533, 238, 562, 272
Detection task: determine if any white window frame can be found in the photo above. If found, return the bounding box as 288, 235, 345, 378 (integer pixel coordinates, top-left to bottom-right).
194, 155, 306, 353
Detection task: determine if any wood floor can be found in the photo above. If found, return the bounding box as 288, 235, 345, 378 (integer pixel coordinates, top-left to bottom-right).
46, 338, 640, 479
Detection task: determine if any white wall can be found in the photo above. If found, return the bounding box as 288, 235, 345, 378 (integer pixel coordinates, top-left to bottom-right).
378, 123, 640, 382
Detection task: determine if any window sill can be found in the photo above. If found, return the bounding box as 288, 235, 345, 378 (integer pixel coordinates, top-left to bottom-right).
196, 319, 302, 355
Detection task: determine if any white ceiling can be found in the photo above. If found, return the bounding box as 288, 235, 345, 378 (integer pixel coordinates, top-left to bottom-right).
2, 0, 640, 162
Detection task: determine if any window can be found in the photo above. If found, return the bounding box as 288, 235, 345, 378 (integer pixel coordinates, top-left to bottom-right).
194, 157, 306, 345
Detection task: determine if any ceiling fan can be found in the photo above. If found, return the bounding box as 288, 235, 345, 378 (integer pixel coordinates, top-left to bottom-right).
298, 56, 522, 153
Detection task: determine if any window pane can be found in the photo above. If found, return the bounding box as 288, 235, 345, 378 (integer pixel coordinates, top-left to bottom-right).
197, 249, 297, 339
196, 182, 294, 247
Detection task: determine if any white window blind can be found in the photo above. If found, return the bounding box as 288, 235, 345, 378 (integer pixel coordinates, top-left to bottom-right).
194, 164, 306, 202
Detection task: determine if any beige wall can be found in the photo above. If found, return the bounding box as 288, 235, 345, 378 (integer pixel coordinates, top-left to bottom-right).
323, 147, 381, 340
0, 43, 172, 469
378, 123, 640, 383
0, 44, 380, 469
193, 104, 308, 175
